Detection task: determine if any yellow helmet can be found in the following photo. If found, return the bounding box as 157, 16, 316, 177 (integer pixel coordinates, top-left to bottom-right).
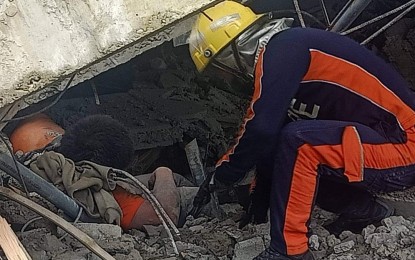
189, 1, 263, 72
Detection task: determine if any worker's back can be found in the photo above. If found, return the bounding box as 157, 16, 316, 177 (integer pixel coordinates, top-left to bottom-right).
262, 27, 415, 142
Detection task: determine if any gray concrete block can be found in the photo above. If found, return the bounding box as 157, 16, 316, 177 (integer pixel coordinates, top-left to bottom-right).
232, 237, 265, 260
72, 223, 122, 240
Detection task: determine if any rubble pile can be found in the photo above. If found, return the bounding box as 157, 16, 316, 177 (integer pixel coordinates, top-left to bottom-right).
2, 201, 415, 260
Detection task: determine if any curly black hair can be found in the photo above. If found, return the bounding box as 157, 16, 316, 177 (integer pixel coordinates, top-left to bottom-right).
57, 114, 134, 170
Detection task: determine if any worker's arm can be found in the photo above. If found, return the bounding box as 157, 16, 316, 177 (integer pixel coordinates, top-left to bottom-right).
215, 36, 311, 184
128, 167, 180, 230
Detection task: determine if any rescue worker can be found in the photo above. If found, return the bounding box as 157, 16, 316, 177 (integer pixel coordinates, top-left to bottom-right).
188, 1, 415, 259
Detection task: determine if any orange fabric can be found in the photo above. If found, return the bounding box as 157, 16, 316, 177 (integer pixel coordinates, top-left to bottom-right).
342, 126, 364, 182
10, 114, 65, 153
283, 144, 320, 255
112, 186, 145, 230
303, 49, 415, 130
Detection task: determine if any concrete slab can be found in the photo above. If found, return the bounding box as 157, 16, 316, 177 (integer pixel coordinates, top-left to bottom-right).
232, 237, 265, 260
0, 0, 220, 112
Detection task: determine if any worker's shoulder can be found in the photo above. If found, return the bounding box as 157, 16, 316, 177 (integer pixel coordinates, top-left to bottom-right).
265, 27, 331, 53
275, 27, 340, 42
270, 27, 359, 55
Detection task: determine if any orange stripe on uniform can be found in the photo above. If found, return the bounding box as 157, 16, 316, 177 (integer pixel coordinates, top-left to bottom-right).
283, 144, 320, 255
303, 49, 415, 130
283, 142, 344, 255
216, 48, 266, 167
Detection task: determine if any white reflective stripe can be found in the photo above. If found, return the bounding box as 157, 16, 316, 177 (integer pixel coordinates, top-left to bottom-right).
210, 13, 241, 31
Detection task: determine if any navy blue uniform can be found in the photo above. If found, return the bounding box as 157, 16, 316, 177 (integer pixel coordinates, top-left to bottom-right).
215, 28, 415, 255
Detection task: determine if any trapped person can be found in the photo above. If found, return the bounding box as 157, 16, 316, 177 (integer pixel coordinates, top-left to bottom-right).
9, 113, 201, 230
188, 1, 415, 259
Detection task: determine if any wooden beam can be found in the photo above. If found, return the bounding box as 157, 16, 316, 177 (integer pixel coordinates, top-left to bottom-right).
0, 215, 32, 260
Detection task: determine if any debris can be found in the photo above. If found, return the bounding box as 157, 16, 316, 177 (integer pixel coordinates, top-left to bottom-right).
184, 139, 206, 186
0, 187, 114, 260
333, 240, 355, 254
57, 223, 122, 241
232, 237, 265, 260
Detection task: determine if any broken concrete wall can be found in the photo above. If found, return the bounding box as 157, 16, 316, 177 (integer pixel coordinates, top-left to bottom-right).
0, 0, 220, 112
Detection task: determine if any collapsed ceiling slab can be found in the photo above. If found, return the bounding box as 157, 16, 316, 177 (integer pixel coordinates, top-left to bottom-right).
0, 0, 221, 117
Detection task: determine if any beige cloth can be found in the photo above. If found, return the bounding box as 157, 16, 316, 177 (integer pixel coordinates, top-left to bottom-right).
29, 151, 122, 225
29, 151, 202, 226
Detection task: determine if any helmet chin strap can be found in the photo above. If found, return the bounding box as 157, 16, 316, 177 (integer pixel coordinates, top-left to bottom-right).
211, 58, 253, 84
231, 42, 249, 77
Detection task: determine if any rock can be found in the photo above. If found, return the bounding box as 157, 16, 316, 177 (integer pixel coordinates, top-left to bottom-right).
184, 217, 208, 227
143, 225, 163, 237
98, 236, 135, 255
20, 228, 69, 255
362, 224, 376, 239
365, 233, 395, 248
232, 237, 265, 260
70, 223, 122, 240
339, 231, 355, 241
328, 253, 355, 260
26, 249, 48, 260
189, 225, 204, 233
114, 249, 143, 260
326, 234, 341, 247
333, 240, 355, 254
309, 235, 320, 250
130, 229, 147, 240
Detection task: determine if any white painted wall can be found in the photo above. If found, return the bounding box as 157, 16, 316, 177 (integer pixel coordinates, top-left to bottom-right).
0, 0, 219, 110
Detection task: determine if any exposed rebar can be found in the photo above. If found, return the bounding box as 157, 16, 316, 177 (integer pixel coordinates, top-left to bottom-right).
293, 0, 306, 27
361, 3, 415, 45
342, 0, 415, 36
319, 0, 331, 26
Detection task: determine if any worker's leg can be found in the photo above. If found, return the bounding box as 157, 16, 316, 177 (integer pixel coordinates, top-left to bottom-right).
316, 175, 374, 214
268, 120, 415, 256
315, 174, 391, 236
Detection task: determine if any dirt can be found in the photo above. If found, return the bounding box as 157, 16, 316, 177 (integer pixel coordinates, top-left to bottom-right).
1, 5, 415, 259
1, 200, 414, 260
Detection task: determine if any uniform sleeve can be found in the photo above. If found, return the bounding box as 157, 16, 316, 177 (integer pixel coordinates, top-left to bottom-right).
215, 38, 311, 184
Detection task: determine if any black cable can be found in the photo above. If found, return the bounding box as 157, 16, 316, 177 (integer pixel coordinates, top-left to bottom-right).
0, 134, 30, 196
0, 72, 77, 124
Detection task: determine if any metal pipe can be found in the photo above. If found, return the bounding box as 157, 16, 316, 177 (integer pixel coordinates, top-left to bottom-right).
330, 0, 373, 32
0, 152, 87, 221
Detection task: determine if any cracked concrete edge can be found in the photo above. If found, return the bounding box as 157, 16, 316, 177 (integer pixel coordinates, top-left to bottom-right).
0, 0, 222, 113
